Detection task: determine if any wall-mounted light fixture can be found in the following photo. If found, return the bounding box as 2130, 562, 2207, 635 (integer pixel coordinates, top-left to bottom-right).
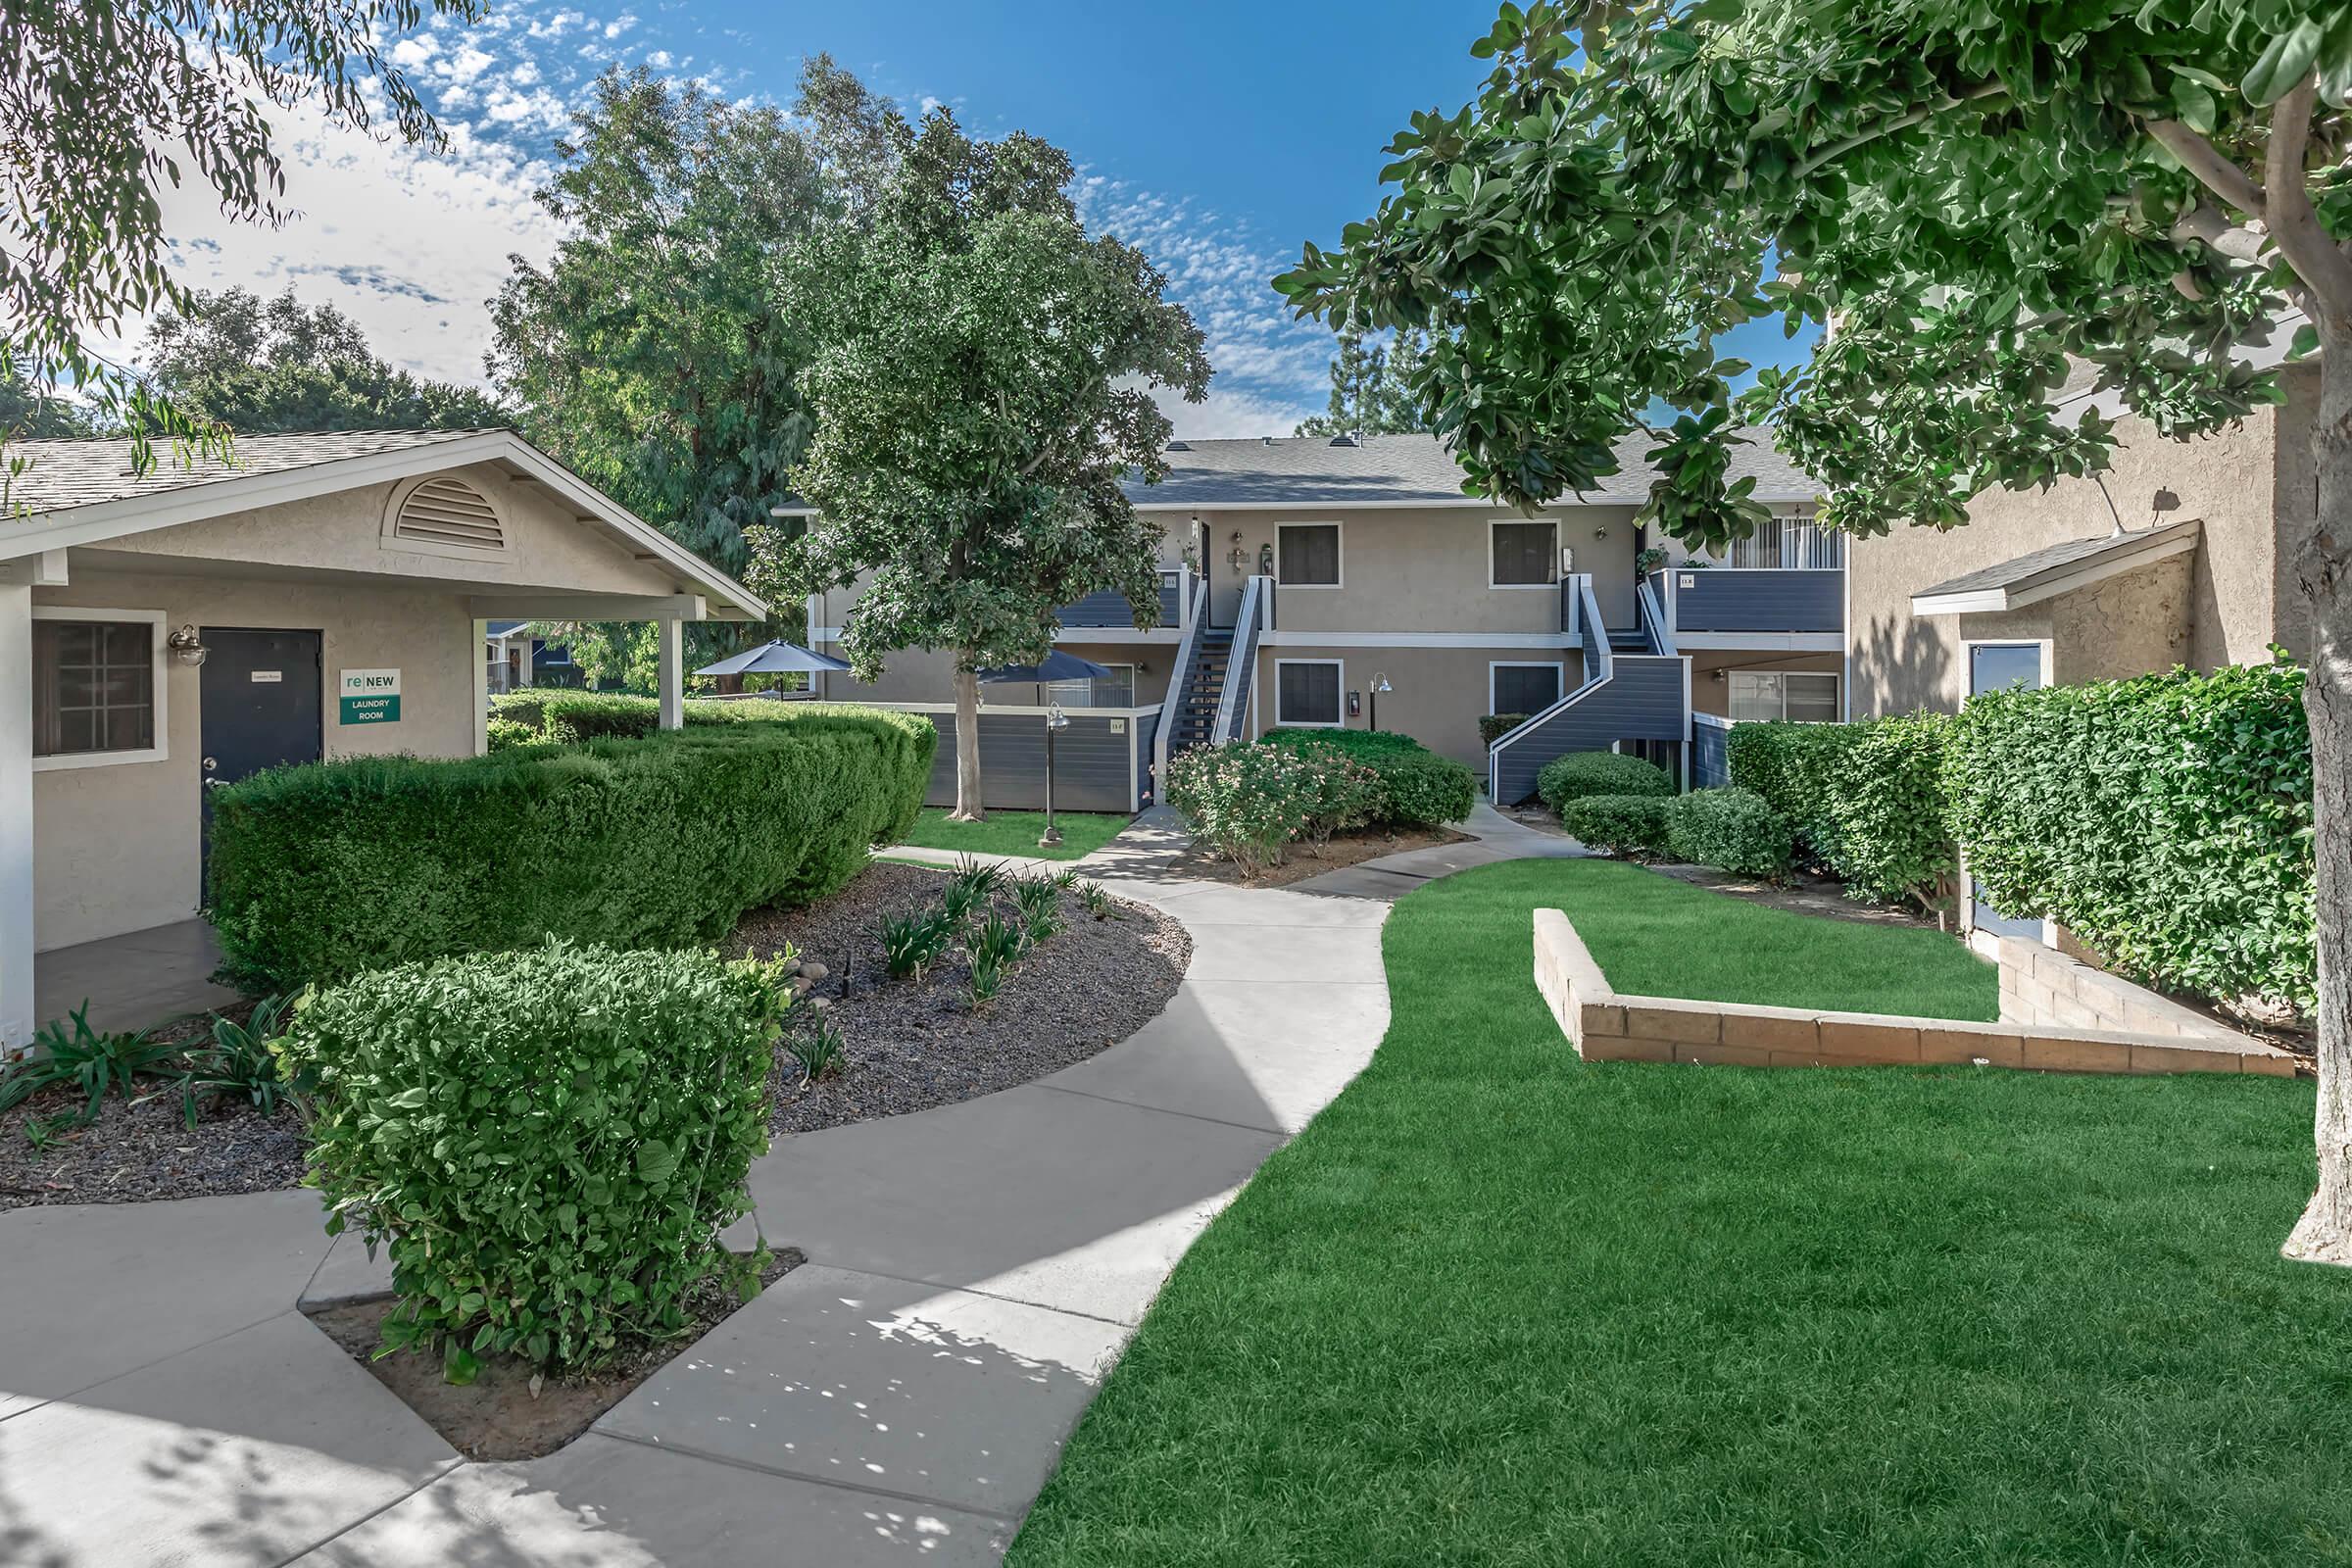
1226, 529, 1249, 572
166, 625, 208, 666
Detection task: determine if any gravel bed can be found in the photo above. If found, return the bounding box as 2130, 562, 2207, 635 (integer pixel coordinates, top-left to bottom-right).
732, 861, 1191, 1136
0, 1087, 307, 1211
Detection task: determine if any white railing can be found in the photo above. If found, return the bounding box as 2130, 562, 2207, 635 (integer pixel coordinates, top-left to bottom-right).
1153, 577, 1210, 777
1636, 576, 1677, 657
1210, 574, 1271, 744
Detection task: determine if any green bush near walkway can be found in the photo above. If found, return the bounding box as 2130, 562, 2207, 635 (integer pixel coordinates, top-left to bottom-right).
1260, 727, 1474, 828
207, 705, 934, 991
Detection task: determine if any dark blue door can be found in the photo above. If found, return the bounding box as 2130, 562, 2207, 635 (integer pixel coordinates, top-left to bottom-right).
1967, 643, 2044, 940
200, 628, 323, 870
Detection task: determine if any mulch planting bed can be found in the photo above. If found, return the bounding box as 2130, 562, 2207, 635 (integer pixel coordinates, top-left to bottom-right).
733, 860, 1191, 1137
305, 1247, 803, 1461
1159, 826, 1474, 889
0, 1085, 307, 1211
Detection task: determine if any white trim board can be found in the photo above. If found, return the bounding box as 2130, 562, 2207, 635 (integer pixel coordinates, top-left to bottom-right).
1, 430, 766, 619
1909, 522, 2200, 615
1272, 657, 1346, 727
1672, 632, 1843, 652
1261, 630, 1574, 649
27, 606, 170, 772
1130, 493, 1823, 513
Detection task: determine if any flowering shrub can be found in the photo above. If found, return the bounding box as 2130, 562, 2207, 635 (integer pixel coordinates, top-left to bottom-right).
1164, 743, 1319, 875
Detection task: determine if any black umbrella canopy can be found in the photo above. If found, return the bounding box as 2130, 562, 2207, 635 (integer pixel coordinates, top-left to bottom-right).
974, 652, 1115, 684
692, 640, 853, 677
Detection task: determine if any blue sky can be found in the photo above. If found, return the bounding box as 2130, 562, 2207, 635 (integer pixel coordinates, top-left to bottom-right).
138, 0, 1809, 436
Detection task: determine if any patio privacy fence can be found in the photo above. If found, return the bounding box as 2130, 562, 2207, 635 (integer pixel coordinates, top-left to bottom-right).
1728, 656, 2314, 1011
206, 705, 935, 991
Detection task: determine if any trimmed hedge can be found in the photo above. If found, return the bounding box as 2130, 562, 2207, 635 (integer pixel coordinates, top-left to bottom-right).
1261, 728, 1475, 828
208, 705, 935, 991
279, 941, 786, 1375
1537, 751, 1673, 814
1560, 793, 1672, 858
1479, 712, 1531, 748
1947, 660, 2313, 1009
1667, 787, 1792, 878
1727, 714, 1952, 907
489, 691, 807, 741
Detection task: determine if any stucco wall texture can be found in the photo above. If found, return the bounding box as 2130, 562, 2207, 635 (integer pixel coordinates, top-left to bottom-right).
1847, 363, 2317, 716
30, 464, 706, 951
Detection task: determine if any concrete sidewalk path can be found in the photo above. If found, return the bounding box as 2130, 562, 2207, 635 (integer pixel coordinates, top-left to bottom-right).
0, 812, 1399, 1567
1284, 801, 1588, 901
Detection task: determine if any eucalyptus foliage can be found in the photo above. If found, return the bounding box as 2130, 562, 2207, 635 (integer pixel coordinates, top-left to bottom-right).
1281, 0, 2352, 1257
0, 0, 477, 459
765, 108, 1209, 818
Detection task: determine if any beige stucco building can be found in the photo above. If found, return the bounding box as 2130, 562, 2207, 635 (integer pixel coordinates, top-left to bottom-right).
0, 428, 763, 1047
1847, 362, 2317, 717
804, 432, 1837, 802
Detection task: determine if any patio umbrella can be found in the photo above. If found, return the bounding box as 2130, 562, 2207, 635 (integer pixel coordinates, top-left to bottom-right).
692, 640, 853, 677
975, 653, 1112, 848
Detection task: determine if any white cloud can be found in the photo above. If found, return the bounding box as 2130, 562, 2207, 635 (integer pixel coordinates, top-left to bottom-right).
1159, 383, 1318, 440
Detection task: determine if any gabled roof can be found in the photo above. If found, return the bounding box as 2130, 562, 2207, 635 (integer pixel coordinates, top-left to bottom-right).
0, 427, 764, 618
1909, 517, 2202, 614
1120, 431, 1820, 511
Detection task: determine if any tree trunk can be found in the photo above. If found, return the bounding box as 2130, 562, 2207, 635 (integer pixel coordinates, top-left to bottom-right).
2285, 332, 2352, 1264
951, 662, 986, 823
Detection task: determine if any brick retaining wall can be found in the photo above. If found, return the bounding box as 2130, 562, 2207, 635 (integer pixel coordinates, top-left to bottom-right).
1534, 908, 2298, 1077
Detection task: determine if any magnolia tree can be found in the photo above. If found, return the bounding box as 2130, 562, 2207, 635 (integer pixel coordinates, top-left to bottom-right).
1278, 0, 2352, 1260
768, 110, 1209, 820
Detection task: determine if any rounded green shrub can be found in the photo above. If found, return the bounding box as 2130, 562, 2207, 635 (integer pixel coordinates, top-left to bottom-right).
1667, 787, 1793, 877
1559, 793, 1672, 858
1165, 742, 1318, 875
485, 716, 542, 754
1478, 711, 1531, 748
279, 941, 787, 1377
1537, 751, 1672, 814
1260, 728, 1475, 827
207, 706, 935, 991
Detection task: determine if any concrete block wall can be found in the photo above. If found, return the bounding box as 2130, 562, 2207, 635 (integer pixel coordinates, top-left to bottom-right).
1983, 933, 2261, 1045
1535, 908, 2298, 1078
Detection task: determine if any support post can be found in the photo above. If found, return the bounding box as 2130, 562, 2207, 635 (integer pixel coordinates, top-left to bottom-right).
471, 617, 492, 757
0, 580, 33, 1051
658, 617, 684, 730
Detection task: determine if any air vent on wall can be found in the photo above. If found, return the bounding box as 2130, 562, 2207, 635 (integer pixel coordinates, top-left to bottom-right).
391, 475, 505, 552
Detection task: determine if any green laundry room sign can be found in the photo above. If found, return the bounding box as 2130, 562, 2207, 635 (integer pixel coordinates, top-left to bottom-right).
339, 667, 402, 724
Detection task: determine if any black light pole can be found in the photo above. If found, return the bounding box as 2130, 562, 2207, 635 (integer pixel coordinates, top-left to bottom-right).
1041, 701, 1070, 847
1369, 671, 1393, 731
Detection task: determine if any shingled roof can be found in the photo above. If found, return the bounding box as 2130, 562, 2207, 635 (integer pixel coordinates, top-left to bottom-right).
1121, 431, 1820, 509
1910, 518, 2203, 613
1, 428, 491, 517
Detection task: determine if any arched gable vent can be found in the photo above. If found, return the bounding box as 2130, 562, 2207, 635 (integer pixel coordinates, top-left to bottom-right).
387, 474, 506, 553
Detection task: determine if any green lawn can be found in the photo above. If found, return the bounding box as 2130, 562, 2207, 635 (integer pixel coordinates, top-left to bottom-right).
1008, 859, 2345, 1567
1545, 857, 1999, 1018
891, 807, 1130, 861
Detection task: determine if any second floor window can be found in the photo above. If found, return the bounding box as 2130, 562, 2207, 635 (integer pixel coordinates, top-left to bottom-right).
1491, 521, 1557, 587
1277, 523, 1341, 587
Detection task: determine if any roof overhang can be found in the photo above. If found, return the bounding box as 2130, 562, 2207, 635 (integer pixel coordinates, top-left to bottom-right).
1126, 493, 1821, 514
1909, 519, 2202, 616
2, 429, 766, 620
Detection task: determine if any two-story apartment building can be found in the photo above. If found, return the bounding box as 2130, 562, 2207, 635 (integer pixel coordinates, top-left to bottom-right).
805, 432, 1833, 808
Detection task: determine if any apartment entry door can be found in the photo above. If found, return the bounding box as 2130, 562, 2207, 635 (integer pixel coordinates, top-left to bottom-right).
1966, 642, 2046, 941
199, 628, 324, 868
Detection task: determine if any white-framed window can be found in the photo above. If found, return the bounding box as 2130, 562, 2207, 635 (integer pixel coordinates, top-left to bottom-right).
1274, 658, 1344, 726
1489, 661, 1563, 714
30, 607, 169, 770
1276, 522, 1343, 588
1047, 662, 1135, 708
1489, 518, 1557, 588
1729, 669, 1840, 722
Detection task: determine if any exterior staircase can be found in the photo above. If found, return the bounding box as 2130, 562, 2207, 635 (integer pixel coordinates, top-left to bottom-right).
1487, 573, 1691, 804
1168, 624, 1231, 755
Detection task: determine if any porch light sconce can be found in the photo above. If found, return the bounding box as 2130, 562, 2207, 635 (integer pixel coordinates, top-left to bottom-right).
1256, 541, 1275, 575
167, 624, 208, 666
1710, 667, 1726, 683
1591, 525, 1609, 541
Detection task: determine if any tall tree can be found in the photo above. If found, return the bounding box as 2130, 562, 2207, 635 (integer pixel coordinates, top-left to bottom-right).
0, 371, 103, 440
764, 109, 1210, 820
1295, 327, 1432, 436
1278, 0, 2352, 1260
491, 60, 901, 674
139, 286, 507, 432
1, 0, 479, 465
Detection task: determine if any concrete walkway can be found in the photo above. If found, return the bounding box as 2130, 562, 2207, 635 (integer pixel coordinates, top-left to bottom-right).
34, 917, 243, 1037
1285, 802, 1587, 900
0, 812, 1413, 1567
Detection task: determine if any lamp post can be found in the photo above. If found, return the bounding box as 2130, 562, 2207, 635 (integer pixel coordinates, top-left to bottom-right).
1040, 700, 1070, 848
1369, 671, 1393, 732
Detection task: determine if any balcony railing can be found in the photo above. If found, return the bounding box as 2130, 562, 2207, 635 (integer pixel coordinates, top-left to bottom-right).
1054, 566, 1189, 632
1647, 566, 1841, 636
